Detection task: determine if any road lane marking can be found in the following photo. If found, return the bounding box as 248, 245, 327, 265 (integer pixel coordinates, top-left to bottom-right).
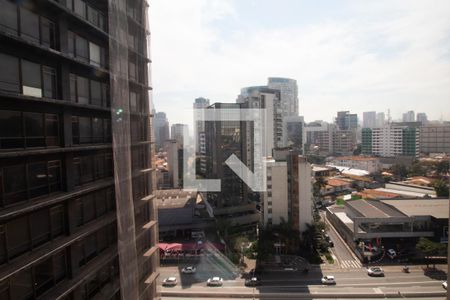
373, 288, 383, 294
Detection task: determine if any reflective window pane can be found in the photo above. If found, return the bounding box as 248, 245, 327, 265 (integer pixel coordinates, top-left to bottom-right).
41, 17, 56, 48
21, 60, 42, 97
0, 0, 18, 35
0, 110, 23, 149
77, 76, 89, 104
20, 7, 39, 43
75, 35, 89, 62
43, 66, 57, 99
0, 53, 20, 93
90, 80, 102, 106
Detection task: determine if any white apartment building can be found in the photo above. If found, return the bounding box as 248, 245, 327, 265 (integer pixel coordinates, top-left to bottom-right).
264, 158, 288, 226
367, 124, 420, 157
372, 126, 404, 157
263, 154, 313, 233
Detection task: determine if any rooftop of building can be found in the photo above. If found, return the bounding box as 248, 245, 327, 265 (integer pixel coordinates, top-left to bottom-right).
327, 165, 370, 176
357, 189, 400, 199
381, 199, 449, 219
155, 189, 197, 209
346, 198, 449, 219
331, 156, 379, 162
327, 178, 352, 187
312, 165, 336, 172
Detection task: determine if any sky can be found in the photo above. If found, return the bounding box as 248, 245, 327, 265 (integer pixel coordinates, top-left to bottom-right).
149, 0, 450, 127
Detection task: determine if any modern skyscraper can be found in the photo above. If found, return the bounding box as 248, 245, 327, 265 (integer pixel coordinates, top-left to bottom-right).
204, 103, 259, 230
267, 77, 299, 145
237, 86, 282, 154
376, 112, 386, 127
193, 97, 210, 153
416, 112, 428, 124
267, 77, 299, 117
154, 111, 170, 151
170, 123, 188, 147
165, 139, 180, 188
335, 111, 358, 130
283, 116, 305, 152
402, 110, 415, 122
0, 0, 158, 298
363, 111, 377, 128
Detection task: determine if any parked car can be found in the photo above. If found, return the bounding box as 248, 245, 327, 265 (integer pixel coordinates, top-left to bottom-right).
443, 281, 447, 290
207, 277, 223, 286
321, 275, 336, 285
181, 266, 197, 274
162, 277, 178, 287
245, 277, 261, 287
387, 249, 397, 259
367, 267, 384, 277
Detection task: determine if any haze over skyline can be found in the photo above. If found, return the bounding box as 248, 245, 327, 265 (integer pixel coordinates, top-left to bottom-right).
150, 0, 450, 127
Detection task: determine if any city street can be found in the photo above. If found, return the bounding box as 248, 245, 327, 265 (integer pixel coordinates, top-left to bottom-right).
158, 264, 447, 298
322, 211, 363, 269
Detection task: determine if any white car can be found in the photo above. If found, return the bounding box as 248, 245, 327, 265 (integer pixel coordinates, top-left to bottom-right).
162, 277, 177, 287
367, 267, 384, 277
387, 249, 397, 259
181, 266, 197, 274
443, 281, 447, 290
321, 275, 336, 285
207, 276, 223, 286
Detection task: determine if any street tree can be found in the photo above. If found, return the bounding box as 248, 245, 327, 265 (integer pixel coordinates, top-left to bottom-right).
433, 179, 449, 197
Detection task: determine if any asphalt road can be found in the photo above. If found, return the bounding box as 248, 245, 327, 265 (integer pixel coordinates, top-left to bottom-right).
321, 211, 357, 264
159, 264, 447, 297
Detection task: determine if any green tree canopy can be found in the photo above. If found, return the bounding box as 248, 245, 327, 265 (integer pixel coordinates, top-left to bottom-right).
433, 179, 449, 197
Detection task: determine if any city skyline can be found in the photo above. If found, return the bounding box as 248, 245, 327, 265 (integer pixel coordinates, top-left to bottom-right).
150, 0, 450, 127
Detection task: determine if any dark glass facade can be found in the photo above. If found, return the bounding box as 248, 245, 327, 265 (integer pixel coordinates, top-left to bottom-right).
0, 0, 158, 299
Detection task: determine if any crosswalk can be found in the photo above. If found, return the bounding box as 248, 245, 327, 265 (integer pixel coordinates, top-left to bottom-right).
339, 260, 362, 269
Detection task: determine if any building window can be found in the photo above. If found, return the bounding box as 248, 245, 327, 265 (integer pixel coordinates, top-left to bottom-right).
41, 17, 56, 48
75, 224, 116, 268
0, 53, 20, 93
0, 0, 18, 35
90, 80, 102, 106
72, 116, 110, 144
76, 76, 89, 104
19, 7, 39, 43
0, 110, 60, 150
67, 0, 105, 30
0, 160, 62, 207
69, 74, 109, 107
129, 59, 138, 81
74, 188, 114, 228
130, 91, 139, 112
74, 0, 87, 18
73, 152, 113, 187
43, 66, 57, 98
75, 34, 89, 62
21, 60, 42, 97
68, 31, 106, 68
8, 251, 67, 298
89, 42, 101, 67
